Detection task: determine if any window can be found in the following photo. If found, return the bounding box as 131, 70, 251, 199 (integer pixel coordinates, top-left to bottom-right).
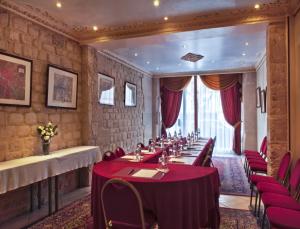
168, 76, 234, 153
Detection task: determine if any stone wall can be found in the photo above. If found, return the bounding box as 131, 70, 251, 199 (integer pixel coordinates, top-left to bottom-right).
0, 9, 82, 223
267, 21, 289, 176
256, 54, 268, 150
81, 47, 148, 153
242, 72, 257, 151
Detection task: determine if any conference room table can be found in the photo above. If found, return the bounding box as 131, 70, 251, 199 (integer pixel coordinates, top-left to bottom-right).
91, 140, 220, 229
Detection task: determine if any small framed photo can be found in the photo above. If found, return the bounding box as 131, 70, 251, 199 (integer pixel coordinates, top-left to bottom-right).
261, 89, 267, 113
98, 73, 115, 106
46, 65, 78, 109
125, 82, 137, 107
0, 52, 32, 106
256, 87, 262, 108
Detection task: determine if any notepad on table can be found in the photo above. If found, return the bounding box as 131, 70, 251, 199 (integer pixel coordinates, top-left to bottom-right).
132, 169, 159, 178
121, 155, 136, 160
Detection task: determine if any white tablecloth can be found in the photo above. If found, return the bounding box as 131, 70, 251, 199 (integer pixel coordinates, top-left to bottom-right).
0, 146, 101, 195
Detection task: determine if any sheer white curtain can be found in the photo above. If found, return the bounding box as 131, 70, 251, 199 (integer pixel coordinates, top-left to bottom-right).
197, 77, 234, 152
168, 78, 195, 136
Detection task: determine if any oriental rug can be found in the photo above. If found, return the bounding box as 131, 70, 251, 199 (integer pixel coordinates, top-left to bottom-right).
29, 195, 258, 229
213, 156, 251, 196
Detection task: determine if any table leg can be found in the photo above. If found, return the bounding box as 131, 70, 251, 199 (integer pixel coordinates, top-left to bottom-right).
48, 177, 52, 215
55, 176, 59, 212
30, 184, 34, 212
38, 181, 42, 209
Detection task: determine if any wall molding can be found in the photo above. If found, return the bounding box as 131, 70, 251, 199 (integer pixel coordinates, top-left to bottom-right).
153, 67, 256, 78
0, 0, 291, 44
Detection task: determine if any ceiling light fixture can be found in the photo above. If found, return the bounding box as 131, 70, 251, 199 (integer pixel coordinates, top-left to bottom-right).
153, 0, 160, 7
164, 16, 168, 21
146, 61, 150, 64
134, 53, 138, 57
183, 44, 187, 48
245, 42, 249, 46
56, 1, 62, 8
242, 52, 246, 56
156, 67, 160, 70
93, 26, 98, 31
254, 4, 260, 9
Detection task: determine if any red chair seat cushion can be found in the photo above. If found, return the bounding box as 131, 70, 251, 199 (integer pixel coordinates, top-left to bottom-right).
257, 182, 289, 195
244, 150, 259, 155
267, 207, 300, 229
249, 163, 267, 171
248, 158, 266, 164
262, 193, 300, 210
250, 175, 278, 185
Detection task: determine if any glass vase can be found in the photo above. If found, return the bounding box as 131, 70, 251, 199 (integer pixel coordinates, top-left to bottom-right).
42, 141, 50, 155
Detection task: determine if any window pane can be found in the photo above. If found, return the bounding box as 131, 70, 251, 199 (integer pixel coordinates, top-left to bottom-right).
168, 78, 195, 136
197, 76, 234, 153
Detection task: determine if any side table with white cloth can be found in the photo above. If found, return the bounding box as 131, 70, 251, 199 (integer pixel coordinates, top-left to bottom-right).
0, 146, 101, 215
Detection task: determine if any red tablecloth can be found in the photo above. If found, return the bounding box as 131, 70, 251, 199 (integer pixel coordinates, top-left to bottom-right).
92, 161, 220, 229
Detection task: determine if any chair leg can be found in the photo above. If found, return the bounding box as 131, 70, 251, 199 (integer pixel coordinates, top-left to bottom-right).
261, 208, 266, 229
254, 191, 258, 216
257, 193, 262, 218
249, 184, 253, 207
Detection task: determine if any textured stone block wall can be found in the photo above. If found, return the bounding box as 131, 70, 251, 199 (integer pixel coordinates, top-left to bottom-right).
88, 51, 145, 153
267, 21, 289, 176
0, 9, 82, 223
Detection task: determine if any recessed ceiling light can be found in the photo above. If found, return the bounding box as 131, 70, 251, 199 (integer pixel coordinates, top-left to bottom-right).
254, 4, 260, 9
156, 67, 160, 70
56, 1, 62, 8
164, 16, 168, 21
146, 61, 150, 65
134, 53, 138, 57
183, 44, 187, 48
242, 52, 246, 56
93, 26, 98, 31
153, 0, 160, 7
245, 42, 249, 46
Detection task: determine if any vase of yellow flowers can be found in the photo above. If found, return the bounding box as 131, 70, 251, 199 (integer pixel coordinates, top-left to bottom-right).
37, 122, 58, 155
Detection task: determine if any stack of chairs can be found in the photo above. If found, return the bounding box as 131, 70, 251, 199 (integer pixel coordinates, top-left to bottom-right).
192, 137, 216, 167
244, 136, 268, 180
258, 159, 300, 228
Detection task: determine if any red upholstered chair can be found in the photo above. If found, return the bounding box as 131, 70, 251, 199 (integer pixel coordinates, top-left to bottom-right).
102, 151, 117, 161
101, 178, 156, 229
266, 207, 300, 229
137, 143, 145, 149
249, 152, 291, 211
244, 136, 267, 173
115, 147, 126, 158
259, 159, 300, 227
192, 138, 212, 166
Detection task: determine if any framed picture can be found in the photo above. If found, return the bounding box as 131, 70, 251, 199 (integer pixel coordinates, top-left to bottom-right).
261, 89, 267, 113
256, 87, 261, 108
46, 65, 78, 109
98, 73, 115, 106
125, 82, 137, 107
0, 52, 32, 106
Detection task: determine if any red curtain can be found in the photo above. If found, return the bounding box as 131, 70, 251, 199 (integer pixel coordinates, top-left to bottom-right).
161, 86, 183, 136
220, 83, 242, 154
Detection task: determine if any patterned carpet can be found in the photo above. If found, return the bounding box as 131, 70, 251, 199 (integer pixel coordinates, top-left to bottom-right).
213, 156, 251, 196
29, 195, 259, 229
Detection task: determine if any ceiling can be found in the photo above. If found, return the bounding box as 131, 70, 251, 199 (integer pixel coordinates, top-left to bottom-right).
6, 0, 275, 75
94, 23, 267, 75
15, 0, 277, 28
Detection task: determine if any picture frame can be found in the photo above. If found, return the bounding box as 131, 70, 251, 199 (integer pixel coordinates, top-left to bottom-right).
125, 82, 137, 107
0, 52, 32, 106
256, 87, 261, 108
46, 65, 78, 109
98, 73, 115, 106
261, 89, 267, 113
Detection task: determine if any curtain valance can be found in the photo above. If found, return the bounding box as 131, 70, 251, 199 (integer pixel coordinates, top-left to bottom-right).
200, 74, 242, 91
160, 76, 192, 92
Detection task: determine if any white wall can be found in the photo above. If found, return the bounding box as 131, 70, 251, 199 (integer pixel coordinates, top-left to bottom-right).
142, 76, 153, 144
242, 72, 257, 151
256, 54, 268, 150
